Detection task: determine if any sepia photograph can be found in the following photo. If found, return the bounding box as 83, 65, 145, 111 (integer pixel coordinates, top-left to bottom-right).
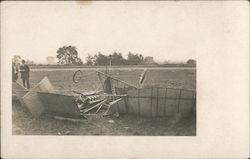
10, 1, 196, 136
1, 1, 249, 158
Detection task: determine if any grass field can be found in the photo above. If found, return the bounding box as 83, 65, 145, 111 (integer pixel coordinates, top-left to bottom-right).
19, 68, 196, 91
13, 68, 196, 136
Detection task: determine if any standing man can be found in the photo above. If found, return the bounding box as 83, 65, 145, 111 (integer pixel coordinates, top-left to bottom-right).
20, 60, 30, 89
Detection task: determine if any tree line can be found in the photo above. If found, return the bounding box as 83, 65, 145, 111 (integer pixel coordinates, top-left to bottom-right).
57, 45, 147, 66
12, 45, 196, 66
85, 52, 145, 66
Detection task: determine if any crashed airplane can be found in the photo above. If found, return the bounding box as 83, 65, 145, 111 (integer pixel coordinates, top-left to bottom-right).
12, 70, 196, 121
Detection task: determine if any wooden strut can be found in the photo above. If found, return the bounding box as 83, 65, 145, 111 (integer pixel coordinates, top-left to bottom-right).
95, 105, 103, 113
164, 88, 168, 116
150, 87, 153, 117
123, 86, 129, 114
138, 89, 140, 116
156, 87, 159, 116
83, 99, 107, 113
108, 98, 122, 106
177, 90, 182, 113
96, 71, 139, 89
114, 86, 121, 113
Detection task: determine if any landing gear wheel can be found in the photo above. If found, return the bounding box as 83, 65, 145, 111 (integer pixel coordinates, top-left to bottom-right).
73, 70, 83, 83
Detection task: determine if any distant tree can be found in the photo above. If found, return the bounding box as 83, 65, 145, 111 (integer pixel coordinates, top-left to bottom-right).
56, 45, 83, 65
110, 52, 126, 65
86, 54, 94, 65
93, 52, 109, 65
187, 59, 196, 65
127, 52, 144, 65
88, 51, 146, 65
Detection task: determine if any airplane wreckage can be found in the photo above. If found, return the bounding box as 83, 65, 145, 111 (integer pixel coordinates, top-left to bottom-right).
12, 70, 196, 121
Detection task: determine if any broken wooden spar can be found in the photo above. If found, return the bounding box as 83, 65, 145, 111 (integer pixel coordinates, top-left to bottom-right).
96, 70, 139, 89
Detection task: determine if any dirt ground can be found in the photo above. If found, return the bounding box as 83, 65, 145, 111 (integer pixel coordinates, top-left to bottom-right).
13, 68, 196, 136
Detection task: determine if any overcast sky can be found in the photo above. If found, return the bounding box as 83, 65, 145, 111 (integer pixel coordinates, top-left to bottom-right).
1, 1, 245, 64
